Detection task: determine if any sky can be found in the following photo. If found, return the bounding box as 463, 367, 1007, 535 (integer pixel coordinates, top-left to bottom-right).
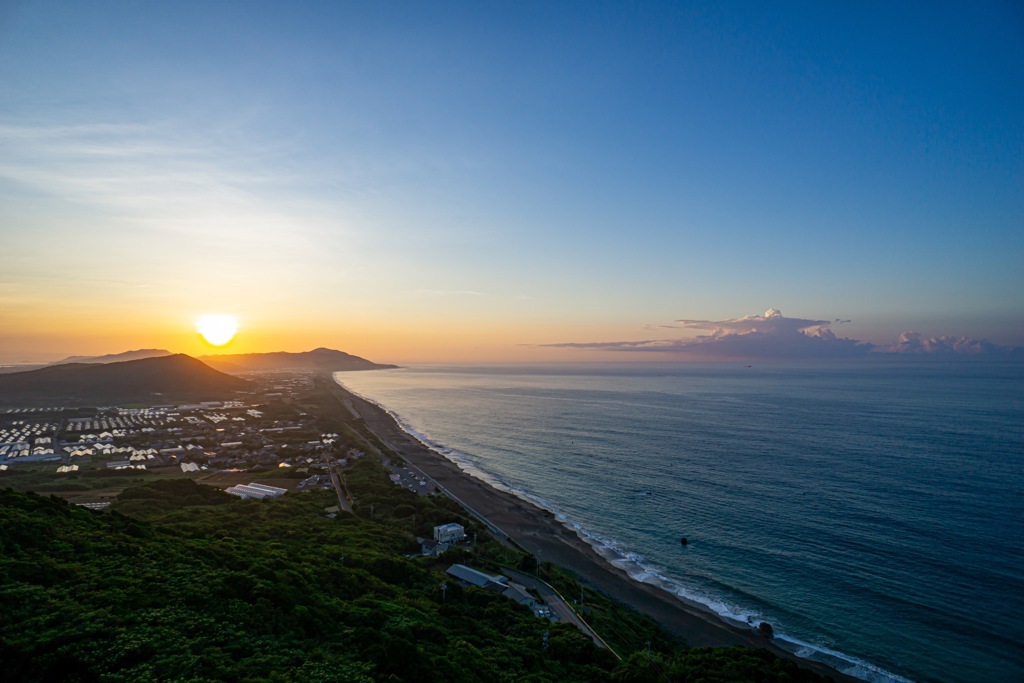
1, 1, 1022, 363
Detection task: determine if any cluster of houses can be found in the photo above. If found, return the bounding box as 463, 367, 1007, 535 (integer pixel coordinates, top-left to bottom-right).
71, 443, 160, 459
0, 419, 61, 460
64, 411, 169, 433
0, 376, 360, 510
296, 473, 334, 491
1, 419, 61, 442
0, 391, 352, 478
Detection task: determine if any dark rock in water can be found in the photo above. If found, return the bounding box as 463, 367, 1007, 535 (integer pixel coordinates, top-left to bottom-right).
758, 622, 775, 638
680, 536, 688, 545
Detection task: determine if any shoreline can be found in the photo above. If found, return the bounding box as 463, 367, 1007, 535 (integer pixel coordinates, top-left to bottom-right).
330, 376, 862, 682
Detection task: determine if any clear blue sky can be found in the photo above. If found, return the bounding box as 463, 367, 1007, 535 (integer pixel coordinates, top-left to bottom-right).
1, 1, 1021, 361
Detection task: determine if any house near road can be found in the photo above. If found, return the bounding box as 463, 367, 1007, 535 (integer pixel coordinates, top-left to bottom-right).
419, 539, 444, 557
501, 583, 537, 608
422, 522, 467, 556
434, 522, 465, 544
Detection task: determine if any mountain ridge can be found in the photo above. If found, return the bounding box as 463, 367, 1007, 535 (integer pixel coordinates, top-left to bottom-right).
49, 349, 173, 365
199, 347, 397, 374
0, 354, 249, 407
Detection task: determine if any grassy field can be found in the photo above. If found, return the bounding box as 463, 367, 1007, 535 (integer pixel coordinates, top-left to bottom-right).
0, 459, 312, 503
0, 461, 201, 502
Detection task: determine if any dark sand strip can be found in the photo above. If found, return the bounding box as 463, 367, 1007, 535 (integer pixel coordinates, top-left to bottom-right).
334, 380, 858, 681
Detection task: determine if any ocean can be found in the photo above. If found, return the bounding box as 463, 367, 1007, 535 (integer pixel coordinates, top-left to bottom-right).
335, 361, 1024, 683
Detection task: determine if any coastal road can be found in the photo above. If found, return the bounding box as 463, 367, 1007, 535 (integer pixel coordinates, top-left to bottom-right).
343, 393, 512, 542
330, 384, 438, 499
328, 467, 353, 513
391, 454, 510, 541
391, 464, 434, 496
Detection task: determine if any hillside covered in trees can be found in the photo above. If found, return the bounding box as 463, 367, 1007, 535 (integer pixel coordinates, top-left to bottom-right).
0, 463, 835, 682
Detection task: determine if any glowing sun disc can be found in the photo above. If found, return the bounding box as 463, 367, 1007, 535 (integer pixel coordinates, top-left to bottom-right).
196, 314, 238, 346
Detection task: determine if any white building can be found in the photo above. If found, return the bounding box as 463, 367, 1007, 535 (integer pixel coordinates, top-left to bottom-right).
225, 482, 287, 500
433, 522, 465, 544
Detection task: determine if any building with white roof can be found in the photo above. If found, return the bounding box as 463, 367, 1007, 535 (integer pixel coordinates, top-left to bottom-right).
224, 483, 288, 500
434, 522, 466, 544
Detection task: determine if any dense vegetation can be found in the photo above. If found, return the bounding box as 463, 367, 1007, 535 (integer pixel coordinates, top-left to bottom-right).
0, 482, 608, 682
0, 469, 834, 682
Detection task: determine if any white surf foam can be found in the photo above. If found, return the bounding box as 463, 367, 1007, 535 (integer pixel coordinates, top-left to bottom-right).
335, 374, 911, 683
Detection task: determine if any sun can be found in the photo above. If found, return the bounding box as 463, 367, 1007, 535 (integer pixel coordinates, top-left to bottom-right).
196, 314, 239, 347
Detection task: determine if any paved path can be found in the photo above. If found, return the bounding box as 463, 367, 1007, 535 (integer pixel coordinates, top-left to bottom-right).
329, 467, 353, 513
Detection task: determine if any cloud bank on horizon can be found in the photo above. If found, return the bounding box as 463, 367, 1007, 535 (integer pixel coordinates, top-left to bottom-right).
544, 309, 1023, 359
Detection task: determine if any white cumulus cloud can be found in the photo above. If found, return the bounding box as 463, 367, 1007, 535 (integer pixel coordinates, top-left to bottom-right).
544, 309, 874, 358
542, 308, 1023, 359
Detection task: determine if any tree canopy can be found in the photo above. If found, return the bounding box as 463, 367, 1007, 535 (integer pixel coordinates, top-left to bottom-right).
0, 474, 833, 682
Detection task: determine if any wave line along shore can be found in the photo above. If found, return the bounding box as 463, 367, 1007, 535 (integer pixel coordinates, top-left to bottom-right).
328, 374, 864, 682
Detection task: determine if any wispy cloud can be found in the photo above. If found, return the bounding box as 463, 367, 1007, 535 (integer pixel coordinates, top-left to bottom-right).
0, 121, 294, 219
415, 289, 486, 297
0, 120, 352, 269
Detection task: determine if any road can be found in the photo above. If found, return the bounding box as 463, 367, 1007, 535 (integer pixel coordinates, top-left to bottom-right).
328, 466, 353, 513
358, 420, 512, 541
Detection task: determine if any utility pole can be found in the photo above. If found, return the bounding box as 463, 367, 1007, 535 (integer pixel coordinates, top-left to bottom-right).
440, 583, 447, 604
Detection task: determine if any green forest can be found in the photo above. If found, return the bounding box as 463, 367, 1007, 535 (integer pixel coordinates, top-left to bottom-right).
1, 459, 834, 682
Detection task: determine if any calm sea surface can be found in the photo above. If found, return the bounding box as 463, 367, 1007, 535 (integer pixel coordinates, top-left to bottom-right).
336, 361, 1024, 683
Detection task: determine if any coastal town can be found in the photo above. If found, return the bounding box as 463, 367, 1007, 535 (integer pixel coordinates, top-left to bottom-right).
0, 372, 355, 506
0, 368, 606, 638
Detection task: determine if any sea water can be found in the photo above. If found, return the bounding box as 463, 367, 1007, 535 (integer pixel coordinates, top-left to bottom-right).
335, 361, 1024, 683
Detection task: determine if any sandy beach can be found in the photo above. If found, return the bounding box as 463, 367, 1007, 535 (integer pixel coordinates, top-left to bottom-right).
333, 379, 859, 682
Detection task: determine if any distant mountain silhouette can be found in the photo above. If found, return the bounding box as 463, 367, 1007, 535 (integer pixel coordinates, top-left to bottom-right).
199, 347, 397, 374
0, 354, 249, 407
50, 349, 173, 365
